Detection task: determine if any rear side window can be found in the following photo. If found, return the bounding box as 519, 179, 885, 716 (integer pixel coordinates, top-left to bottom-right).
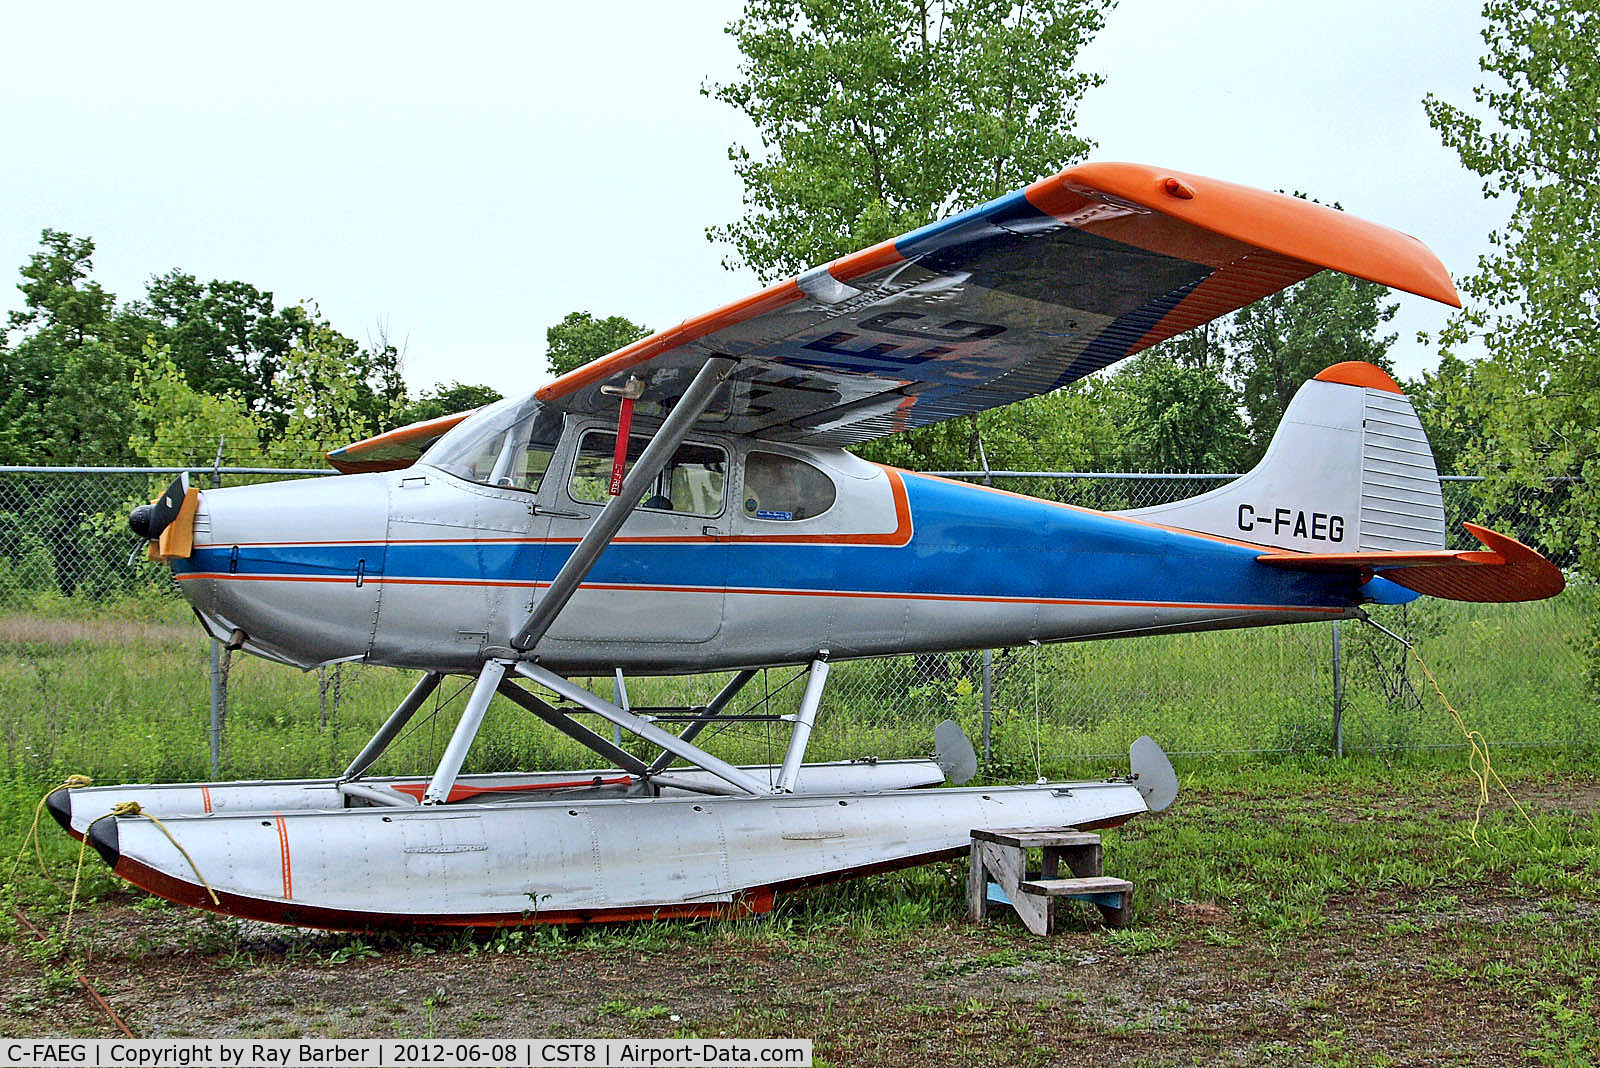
742, 452, 836, 522
570, 431, 727, 516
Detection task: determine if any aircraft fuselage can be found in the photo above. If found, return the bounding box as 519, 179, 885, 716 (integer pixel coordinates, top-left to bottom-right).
169, 414, 1360, 674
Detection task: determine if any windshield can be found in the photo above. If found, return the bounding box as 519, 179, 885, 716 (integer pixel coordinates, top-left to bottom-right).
420, 394, 564, 492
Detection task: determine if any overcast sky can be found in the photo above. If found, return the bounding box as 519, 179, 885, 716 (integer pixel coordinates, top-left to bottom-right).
2, 0, 1495, 398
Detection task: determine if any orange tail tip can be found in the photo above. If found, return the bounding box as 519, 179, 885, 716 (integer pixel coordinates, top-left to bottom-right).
1257, 522, 1565, 604
1314, 361, 1403, 394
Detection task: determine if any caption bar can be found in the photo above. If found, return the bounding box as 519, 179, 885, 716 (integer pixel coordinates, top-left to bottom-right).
2, 1040, 812, 1067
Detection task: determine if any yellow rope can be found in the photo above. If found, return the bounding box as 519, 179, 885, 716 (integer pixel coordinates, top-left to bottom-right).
7, 775, 91, 885
67, 801, 219, 942
1409, 645, 1535, 844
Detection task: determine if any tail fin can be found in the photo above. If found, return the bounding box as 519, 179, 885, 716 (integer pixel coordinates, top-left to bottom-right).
1121, 361, 1446, 554
1124, 362, 1564, 603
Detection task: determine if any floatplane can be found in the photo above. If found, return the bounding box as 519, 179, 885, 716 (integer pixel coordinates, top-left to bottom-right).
50, 163, 1561, 929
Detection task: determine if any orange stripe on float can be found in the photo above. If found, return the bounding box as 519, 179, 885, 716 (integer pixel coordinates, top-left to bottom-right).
274, 816, 292, 900
200, 785, 212, 814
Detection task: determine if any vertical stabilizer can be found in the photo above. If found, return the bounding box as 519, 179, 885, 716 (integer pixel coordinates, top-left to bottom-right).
1120, 362, 1447, 553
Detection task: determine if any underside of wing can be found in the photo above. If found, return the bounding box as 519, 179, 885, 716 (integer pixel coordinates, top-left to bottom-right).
537, 162, 1460, 446
1257, 523, 1565, 603
327, 411, 477, 474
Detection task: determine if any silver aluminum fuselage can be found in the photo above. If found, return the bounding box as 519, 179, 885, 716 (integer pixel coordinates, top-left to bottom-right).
171, 419, 1360, 674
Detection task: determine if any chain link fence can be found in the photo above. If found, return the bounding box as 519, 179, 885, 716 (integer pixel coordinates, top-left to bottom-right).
0, 465, 1592, 786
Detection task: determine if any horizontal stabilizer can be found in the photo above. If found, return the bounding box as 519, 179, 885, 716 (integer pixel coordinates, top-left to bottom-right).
1257, 523, 1565, 603
326, 411, 475, 474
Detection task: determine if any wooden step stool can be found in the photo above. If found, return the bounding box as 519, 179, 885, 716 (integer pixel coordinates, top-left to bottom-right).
967, 827, 1134, 934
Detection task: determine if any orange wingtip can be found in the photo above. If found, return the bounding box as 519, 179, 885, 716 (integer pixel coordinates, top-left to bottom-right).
1314, 362, 1403, 393
1033, 162, 1463, 307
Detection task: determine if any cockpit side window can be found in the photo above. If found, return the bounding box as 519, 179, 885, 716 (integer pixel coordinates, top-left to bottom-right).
421, 397, 564, 493
569, 430, 727, 516
742, 451, 836, 521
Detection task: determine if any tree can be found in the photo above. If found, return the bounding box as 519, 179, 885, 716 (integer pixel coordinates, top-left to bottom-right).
0, 230, 138, 465
1227, 269, 1398, 460
397, 382, 503, 426
1425, 0, 1600, 582
708, 0, 1111, 280
134, 271, 308, 422
1404, 352, 1481, 477
1104, 354, 1249, 473
545, 311, 652, 378
271, 304, 406, 463
128, 336, 271, 469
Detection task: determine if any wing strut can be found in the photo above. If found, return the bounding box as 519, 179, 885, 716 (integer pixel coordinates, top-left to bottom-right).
775, 657, 830, 793
510, 357, 735, 654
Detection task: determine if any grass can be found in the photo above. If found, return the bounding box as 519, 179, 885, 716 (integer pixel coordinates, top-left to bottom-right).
7, 750, 1594, 1061
0, 581, 1592, 787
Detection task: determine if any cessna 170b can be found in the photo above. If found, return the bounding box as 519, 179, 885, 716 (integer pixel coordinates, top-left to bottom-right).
51, 162, 1562, 929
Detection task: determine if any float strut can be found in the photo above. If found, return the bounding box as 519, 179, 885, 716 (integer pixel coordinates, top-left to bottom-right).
423, 661, 507, 805
516, 663, 770, 796
646, 668, 759, 775
340, 671, 442, 783
776, 657, 830, 793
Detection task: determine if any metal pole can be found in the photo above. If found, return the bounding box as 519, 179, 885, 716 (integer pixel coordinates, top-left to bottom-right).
1331, 621, 1345, 758
207, 459, 225, 777
612, 668, 628, 747
516, 662, 770, 796
512, 357, 734, 652
208, 640, 223, 776
776, 658, 830, 793
981, 649, 993, 765
647, 669, 759, 774
423, 661, 507, 804
341, 671, 442, 782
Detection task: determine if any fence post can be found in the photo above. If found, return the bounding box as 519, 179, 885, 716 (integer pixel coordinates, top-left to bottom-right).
208, 451, 225, 775
980, 649, 993, 764
1331, 621, 1344, 758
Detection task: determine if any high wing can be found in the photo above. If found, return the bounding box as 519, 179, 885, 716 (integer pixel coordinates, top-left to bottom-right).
536, 162, 1460, 446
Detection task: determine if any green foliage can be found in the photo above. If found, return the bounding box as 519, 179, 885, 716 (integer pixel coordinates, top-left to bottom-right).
708, 0, 1110, 280
132, 270, 309, 423
272, 303, 406, 459
1403, 352, 1481, 476
128, 336, 271, 469
1228, 268, 1398, 459
1102, 353, 1249, 472
1, 231, 138, 465
545, 311, 651, 379
1425, 0, 1600, 581
397, 382, 503, 426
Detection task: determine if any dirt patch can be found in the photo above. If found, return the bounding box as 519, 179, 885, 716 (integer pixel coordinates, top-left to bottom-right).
0, 887, 1575, 1066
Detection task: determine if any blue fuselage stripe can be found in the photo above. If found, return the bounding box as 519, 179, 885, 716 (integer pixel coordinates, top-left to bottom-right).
173, 474, 1351, 609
